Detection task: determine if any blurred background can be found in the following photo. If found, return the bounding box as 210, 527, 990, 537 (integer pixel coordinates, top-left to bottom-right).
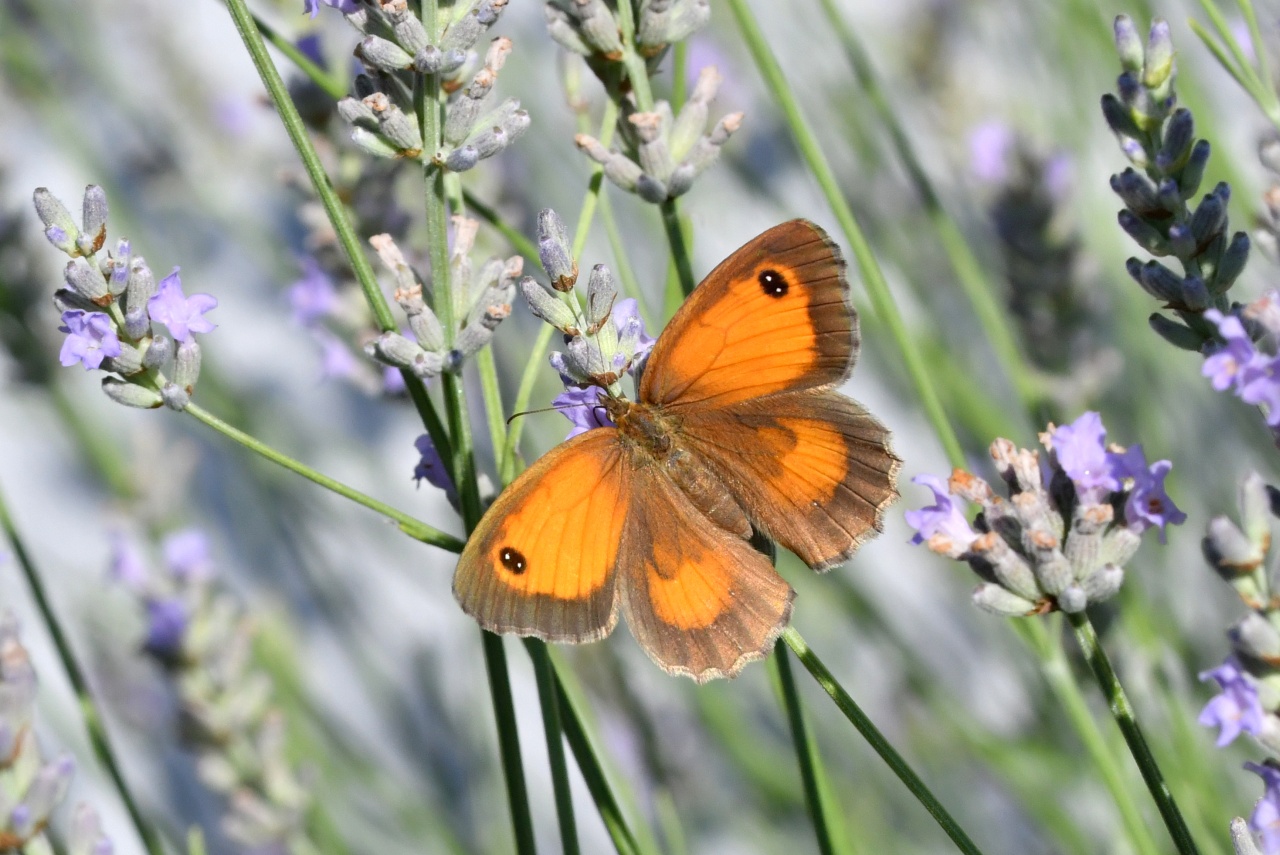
1, 0, 1276, 852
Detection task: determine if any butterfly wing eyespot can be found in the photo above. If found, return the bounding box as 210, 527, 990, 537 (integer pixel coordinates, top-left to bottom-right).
639, 219, 857, 409
618, 461, 795, 683
453, 430, 632, 643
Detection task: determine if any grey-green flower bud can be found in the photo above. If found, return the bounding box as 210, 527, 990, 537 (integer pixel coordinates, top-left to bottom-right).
378, 104, 424, 154
33, 187, 80, 255
1231, 816, 1264, 855
1080, 564, 1124, 604
637, 0, 709, 52
53, 288, 99, 314
173, 338, 202, 394
392, 10, 430, 55
78, 185, 108, 256
351, 127, 403, 159
586, 264, 617, 331
161, 382, 191, 411
445, 145, 481, 171
972, 584, 1038, 617
64, 258, 109, 304
124, 257, 156, 316
537, 209, 577, 291
143, 333, 172, 368
102, 377, 163, 409
338, 96, 379, 128
1056, 584, 1087, 613
366, 332, 444, 378
521, 277, 578, 332
357, 36, 415, 71
103, 341, 144, 376
1204, 515, 1263, 578
1230, 612, 1280, 662
1143, 19, 1174, 90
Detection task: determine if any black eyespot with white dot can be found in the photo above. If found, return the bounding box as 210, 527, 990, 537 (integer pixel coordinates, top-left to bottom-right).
758, 268, 788, 298
499, 546, 527, 575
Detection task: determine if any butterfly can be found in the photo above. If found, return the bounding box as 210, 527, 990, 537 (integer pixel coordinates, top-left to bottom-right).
453, 220, 901, 683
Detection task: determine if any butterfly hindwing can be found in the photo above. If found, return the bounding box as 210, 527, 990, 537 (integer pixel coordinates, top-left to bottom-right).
639, 219, 856, 409
617, 461, 795, 683
677, 389, 901, 570
453, 430, 632, 643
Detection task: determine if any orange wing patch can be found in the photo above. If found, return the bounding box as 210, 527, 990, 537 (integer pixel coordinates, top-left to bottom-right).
677, 389, 901, 571
453, 430, 632, 643
640, 220, 856, 409
618, 464, 794, 682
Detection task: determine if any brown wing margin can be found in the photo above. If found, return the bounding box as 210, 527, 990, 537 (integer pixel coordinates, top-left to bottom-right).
676, 388, 901, 571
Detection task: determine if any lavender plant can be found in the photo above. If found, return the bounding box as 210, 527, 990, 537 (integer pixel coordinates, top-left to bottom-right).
14, 1, 1280, 854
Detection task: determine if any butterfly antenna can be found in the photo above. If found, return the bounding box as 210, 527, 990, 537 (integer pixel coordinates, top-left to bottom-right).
505, 402, 583, 427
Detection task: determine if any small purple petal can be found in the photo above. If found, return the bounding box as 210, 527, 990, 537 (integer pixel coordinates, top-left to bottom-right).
1109, 446, 1186, 542
968, 121, 1015, 183
903, 474, 977, 548
1247, 761, 1280, 854
1198, 658, 1266, 747
143, 597, 188, 659
147, 269, 218, 342
162, 529, 213, 581
288, 258, 337, 327
413, 434, 458, 504
1050, 411, 1120, 502
58, 310, 121, 370
554, 386, 614, 439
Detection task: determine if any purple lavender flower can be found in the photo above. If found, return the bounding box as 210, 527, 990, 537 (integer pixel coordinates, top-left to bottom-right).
1198, 657, 1266, 746
147, 269, 217, 342
413, 435, 457, 502
162, 529, 213, 581
1240, 357, 1280, 428
612, 298, 655, 366
143, 597, 188, 660
1108, 446, 1187, 542
58, 310, 121, 370
904, 475, 978, 549
1203, 309, 1260, 392
1246, 761, 1280, 853
554, 386, 615, 439
1050, 411, 1121, 502
968, 121, 1015, 183
303, 0, 358, 16
288, 258, 337, 327
108, 531, 148, 592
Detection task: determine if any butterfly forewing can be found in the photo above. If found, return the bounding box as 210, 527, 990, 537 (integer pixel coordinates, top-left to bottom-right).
639, 220, 857, 409
453, 430, 631, 643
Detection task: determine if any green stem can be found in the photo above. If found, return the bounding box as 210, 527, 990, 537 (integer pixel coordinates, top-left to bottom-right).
781, 628, 984, 855
671, 41, 688, 110
184, 402, 463, 551
598, 189, 653, 328
774, 643, 839, 855
1067, 612, 1202, 855
614, 0, 655, 111
527, 640, 582, 855
814, 0, 1041, 420
659, 198, 696, 298
0, 482, 164, 855
726, 0, 965, 466
481, 630, 537, 855
221, 0, 453, 471
553, 674, 644, 855
463, 190, 541, 261
247, 7, 344, 100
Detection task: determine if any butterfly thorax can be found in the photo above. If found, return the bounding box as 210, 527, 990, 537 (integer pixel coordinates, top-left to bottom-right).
604, 395, 677, 458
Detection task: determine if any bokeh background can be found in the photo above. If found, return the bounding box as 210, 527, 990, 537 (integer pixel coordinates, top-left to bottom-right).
1, 0, 1276, 852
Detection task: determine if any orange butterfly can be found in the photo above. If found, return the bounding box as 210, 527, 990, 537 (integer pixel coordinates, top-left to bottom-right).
454, 220, 900, 682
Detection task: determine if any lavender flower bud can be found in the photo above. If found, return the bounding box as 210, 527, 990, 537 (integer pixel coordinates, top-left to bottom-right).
637, 0, 710, 52
1081, 564, 1124, 604
1143, 19, 1175, 90
1056, 585, 1088, 613
632, 112, 674, 182
1204, 515, 1262, 578
972, 584, 1038, 617
64, 259, 109, 304
103, 341, 144, 376
33, 187, 81, 255
366, 332, 444, 378
143, 333, 172, 369
102, 377, 163, 409
1126, 259, 1182, 302
1179, 139, 1211, 198
1148, 314, 1202, 351
1212, 232, 1251, 294
172, 338, 202, 394
53, 288, 98, 314
444, 145, 481, 172
1113, 15, 1144, 73
1191, 183, 1230, 244
1167, 222, 1196, 259
1155, 108, 1194, 172
537, 209, 577, 291
586, 264, 617, 331
1110, 169, 1163, 215
105, 238, 132, 296
161, 382, 190, 411
1178, 275, 1210, 311
392, 11, 430, 55
1117, 210, 1169, 255
1231, 613, 1280, 661
124, 257, 156, 315
520, 277, 578, 332
377, 104, 424, 153
357, 35, 415, 71
575, 134, 644, 193
1239, 472, 1272, 547
78, 185, 108, 256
